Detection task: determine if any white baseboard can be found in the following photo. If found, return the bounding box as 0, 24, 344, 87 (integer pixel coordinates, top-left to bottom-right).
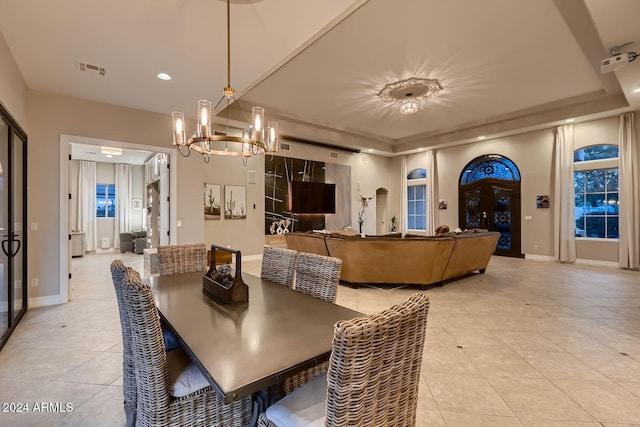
523, 254, 619, 268
524, 254, 555, 261
575, 258, 619, 268
242, 254, 262, 262
29, 294, 67, 308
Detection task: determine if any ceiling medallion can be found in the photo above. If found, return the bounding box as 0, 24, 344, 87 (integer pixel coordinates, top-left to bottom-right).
377, 77, 442, 115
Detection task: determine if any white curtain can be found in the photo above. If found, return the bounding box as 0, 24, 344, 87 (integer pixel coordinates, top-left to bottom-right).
401, 155, 408, 235
114, 163, 132, 248
77, 161, 97, 251
618, 113, 639, 269
426, 149, 437, 235
554, 125, 576, 262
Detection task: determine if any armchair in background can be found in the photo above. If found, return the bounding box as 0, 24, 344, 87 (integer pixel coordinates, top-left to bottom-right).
119, 233, 134, 253
120, 231, 148, 254
133, 230, 147, 254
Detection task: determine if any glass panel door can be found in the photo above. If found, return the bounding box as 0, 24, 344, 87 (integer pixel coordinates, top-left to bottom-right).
0, 117, 8, 337
12, 132, 26, 321
0, 104, 28, 350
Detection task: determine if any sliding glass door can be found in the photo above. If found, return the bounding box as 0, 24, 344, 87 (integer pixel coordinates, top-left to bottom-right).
0, 104, 28, 350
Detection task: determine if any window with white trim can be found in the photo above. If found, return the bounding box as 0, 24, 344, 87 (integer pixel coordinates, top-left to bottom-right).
407, 169, 426, 231
97, 184, 116, 218
573, 145, 618, 239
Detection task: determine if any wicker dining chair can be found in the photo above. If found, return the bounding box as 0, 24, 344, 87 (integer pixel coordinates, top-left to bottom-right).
111, 260, 185, 426
121, 267, 253, 427
157, 243, 208, 275
279, 252, 342, 395
294, 252, 342, 303
110, 260, 138, 427
259, 293, 430, 427
261, 246, 297, 288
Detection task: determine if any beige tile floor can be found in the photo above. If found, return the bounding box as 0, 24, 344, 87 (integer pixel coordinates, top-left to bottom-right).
1, 251, 640, 426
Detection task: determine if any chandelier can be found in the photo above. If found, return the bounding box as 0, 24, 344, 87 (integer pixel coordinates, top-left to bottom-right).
377, 77, 442, 115
171, 0, 279, 164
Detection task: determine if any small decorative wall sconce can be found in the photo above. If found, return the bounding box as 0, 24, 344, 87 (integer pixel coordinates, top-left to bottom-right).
439, 199, 448, 210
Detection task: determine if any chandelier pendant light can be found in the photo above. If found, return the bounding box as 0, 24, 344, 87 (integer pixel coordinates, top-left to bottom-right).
171, 0, 279, 165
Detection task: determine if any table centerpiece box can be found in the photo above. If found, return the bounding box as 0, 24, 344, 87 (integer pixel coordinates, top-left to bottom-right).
203, 245, 249, 304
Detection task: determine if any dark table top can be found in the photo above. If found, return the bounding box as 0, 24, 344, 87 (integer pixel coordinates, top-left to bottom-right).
147, 271, 362, 404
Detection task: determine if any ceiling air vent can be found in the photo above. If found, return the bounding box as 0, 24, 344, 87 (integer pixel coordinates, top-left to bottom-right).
76, 61, 106, 76
280, 142, 291, 151
330, 152, 338, 159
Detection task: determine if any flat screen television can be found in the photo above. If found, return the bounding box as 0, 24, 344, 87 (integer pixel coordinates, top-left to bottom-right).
290, 181, 336, 214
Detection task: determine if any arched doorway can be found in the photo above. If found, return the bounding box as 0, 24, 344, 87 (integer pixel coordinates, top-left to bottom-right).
458, 154, 522, 257
375, 188, 389, 234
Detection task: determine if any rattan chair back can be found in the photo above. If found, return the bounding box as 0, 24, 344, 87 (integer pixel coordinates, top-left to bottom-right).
278, 252, 341, 395
294, 252, 341, 303
110, 260, 139, 427
157, 243, 207, 275
261, 246, 297, 288
325, 293, 430, 427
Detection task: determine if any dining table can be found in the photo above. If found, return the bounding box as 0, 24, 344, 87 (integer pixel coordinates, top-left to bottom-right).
147, 271, 362, 404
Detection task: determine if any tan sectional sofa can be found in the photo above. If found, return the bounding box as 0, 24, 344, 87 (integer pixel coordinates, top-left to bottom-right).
284, 231, 500, 289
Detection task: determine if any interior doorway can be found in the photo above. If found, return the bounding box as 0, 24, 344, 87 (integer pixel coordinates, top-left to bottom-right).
375, 188, 388, 235
59, 135, 178, 303
458, 154, 522, 258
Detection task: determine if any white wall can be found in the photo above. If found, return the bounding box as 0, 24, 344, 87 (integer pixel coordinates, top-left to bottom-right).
70, 160, 146, 250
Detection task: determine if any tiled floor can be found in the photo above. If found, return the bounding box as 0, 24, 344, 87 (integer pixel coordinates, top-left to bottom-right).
1, 251, 640, 426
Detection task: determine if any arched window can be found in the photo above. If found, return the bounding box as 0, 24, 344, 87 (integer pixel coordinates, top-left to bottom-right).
460, 155, 520, 185
574, 144, 619, 239
407, 168, 426, 231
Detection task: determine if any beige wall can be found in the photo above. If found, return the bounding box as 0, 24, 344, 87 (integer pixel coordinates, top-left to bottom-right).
25, 89, 398, 300
27, 90, 205, 299
430, 128, 555, 256
202, 152, 266, 255
0, 31, 27, 129
202, 142, 400, 251
3, 26, 637, 304
406, 114, 640, 263
267, 143, 401, 236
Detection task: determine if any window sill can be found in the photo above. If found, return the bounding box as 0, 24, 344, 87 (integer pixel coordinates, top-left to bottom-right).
575, 237, 620, 242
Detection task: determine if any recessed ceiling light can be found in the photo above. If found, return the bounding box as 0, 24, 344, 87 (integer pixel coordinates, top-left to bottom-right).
478, 136, 486, 140
565, 118, 575, 123
633, 86, 640, 93
367, 149, 374, 152
157, 72, 172, 81
417, 148, 424, 151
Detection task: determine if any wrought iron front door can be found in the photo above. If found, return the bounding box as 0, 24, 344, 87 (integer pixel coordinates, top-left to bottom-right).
459, 179, 521, 257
